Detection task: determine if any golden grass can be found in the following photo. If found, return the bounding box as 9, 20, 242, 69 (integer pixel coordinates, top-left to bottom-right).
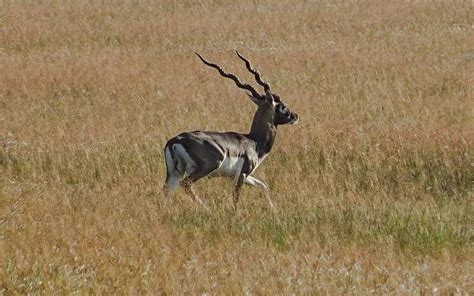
1, 0, 473, 294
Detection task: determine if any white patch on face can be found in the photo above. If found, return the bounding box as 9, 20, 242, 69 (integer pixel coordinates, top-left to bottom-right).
277, 104, 291, 121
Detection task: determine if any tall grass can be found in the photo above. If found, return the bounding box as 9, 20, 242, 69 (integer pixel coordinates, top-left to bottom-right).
1, 0, 472, 294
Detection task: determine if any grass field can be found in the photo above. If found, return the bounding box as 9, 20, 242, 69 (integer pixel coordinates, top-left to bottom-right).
1, 0, 473, 294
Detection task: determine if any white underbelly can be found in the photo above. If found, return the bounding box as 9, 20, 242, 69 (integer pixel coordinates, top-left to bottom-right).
213, 156, 245, 178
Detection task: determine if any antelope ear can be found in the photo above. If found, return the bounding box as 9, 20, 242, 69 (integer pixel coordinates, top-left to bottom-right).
264, 91, 275, 105
246, 92, 262, 105
272, 92, 281, 103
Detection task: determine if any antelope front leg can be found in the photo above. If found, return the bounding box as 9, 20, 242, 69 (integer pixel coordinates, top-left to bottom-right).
233, 173, 246, 208
244, 176, 274, 209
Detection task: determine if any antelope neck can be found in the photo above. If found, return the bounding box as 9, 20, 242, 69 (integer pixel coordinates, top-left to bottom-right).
247, 107, 277, 158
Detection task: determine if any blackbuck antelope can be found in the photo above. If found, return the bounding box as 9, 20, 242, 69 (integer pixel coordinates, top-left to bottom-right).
163, 51, 298, 209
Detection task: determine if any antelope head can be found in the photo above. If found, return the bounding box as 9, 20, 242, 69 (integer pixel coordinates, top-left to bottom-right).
196, 51, 299, 128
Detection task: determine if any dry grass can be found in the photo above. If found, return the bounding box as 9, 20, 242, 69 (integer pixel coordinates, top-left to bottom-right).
1, 0, 473, 294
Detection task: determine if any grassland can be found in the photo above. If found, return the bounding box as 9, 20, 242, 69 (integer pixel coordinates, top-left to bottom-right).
0, 0, 473, 294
